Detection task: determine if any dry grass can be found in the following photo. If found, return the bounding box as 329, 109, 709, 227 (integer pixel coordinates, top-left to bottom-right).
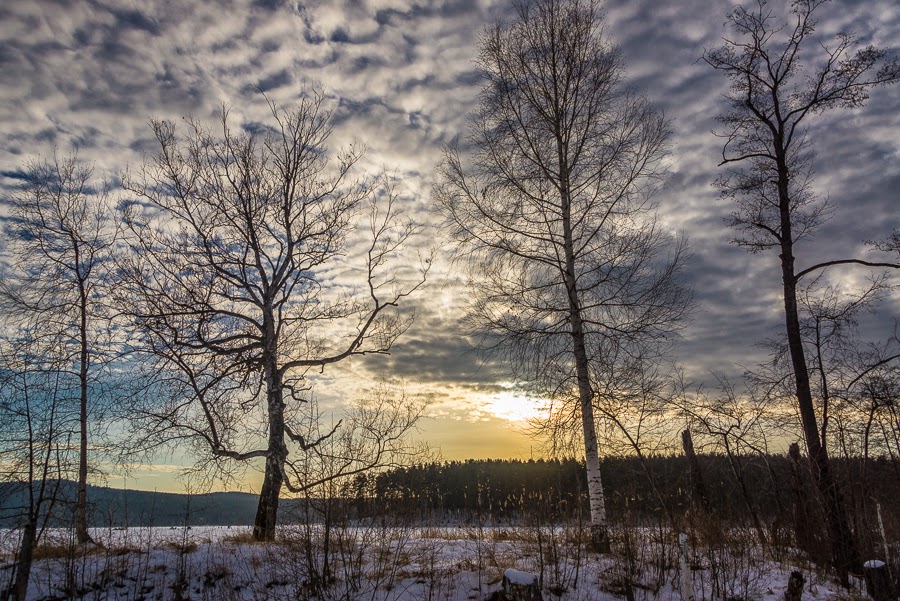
29, 540, 140, 563
222, 531, 264, 545
160, 540, 198, 554
415, 526, 536, 543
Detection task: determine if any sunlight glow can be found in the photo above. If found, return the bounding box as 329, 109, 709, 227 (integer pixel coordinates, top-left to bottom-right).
480, 389, 550, 424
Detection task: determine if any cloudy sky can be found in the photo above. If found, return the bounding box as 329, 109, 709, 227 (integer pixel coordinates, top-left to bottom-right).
1, 0, 898, 491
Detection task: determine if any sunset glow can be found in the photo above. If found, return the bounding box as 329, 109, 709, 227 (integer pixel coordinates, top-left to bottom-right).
480, 390, 550, 424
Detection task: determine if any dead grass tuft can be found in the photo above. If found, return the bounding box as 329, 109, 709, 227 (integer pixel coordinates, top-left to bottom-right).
222, 531, 265, 545
32, 541, 113, 561
161, 540, 198, 554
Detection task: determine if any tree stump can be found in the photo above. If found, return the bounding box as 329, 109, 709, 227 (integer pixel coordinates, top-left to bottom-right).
783, 570, 803, 601
682, 429, 711, 513
863, 560, 894, 601
500, 569, 543, 601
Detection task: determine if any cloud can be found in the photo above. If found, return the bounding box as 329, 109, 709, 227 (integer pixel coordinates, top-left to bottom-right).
1, 0, 898, 449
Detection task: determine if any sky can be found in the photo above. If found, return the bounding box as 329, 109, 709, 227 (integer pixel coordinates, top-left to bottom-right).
0, 0, 898, 493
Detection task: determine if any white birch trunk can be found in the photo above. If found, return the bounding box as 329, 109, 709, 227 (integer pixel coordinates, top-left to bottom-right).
581, 403, 609, 551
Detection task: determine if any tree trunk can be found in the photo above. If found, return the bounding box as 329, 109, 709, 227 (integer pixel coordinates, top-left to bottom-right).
76, 279, 92, 545
567, 281, 609, 548
583, 418, 610, 553
253, 452, 284, 541
577, 357, 610, 552
788, 443, 818, 559
562, 217, 609, 551
572, 319, 609, 552
12, 518, 38, 601
776, 153, 858, 583
783, 570, 804, 601
557, 115, 610, 555
253, 310, 286, 542
253, 375, 286, 540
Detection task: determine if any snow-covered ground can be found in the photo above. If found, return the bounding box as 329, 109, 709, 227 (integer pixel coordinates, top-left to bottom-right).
0, 525, 861, 600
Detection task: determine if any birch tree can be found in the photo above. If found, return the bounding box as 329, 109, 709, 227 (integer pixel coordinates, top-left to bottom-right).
436, 0, 691, 551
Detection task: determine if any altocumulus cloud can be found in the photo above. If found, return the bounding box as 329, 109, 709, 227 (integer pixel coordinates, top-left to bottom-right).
0, 0, 898, 435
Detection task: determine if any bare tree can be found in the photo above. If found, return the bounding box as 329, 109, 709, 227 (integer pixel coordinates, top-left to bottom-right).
287, 384, 428, 593
0, 335, 73, 601
702, 0, 900, 581
682, 376, 794, 548
0, 154, 114, 545
435, 0, 691, 551
848, 337, 900, 486
798, 275, 897, 446
794, 279, 900, 552
118, 92, 426, 541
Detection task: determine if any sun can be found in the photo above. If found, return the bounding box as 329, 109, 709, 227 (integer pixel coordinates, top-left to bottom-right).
482, 390, 550, 424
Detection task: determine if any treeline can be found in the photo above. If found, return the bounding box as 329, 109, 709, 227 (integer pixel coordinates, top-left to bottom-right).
6, 455, 896, 535
3, 452, 899, 567
360, 456, 900, 531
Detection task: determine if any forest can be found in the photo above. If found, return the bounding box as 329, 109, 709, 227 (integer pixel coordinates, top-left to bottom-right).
1, 0, 899, 599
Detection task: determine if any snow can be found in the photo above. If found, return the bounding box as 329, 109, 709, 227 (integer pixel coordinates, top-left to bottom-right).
864, 559, 886, 568
0, 525, 866, 600
503, 567, 537, 586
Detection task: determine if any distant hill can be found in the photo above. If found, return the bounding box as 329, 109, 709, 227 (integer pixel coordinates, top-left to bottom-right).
0, 481, 262, 528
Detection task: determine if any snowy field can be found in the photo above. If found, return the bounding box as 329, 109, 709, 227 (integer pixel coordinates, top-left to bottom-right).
1, 525, 859, 600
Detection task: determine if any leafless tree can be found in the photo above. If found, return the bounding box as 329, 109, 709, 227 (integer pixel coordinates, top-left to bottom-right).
435, 0, 692, 552
848, 339, 900, 484
0, 154, 114, 545
118, 91, 427, 541
681, 376, 794, 548
793, 279, 900, 551
287, 384, 428, 592
798, 276, 897, 445
0, 335, 73, 601
702, 0, 900, 580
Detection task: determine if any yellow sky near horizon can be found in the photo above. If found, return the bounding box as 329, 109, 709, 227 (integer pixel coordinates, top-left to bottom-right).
103, 413, 542, 495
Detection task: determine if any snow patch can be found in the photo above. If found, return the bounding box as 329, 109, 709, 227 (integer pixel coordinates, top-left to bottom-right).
504, 568, 537, 586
